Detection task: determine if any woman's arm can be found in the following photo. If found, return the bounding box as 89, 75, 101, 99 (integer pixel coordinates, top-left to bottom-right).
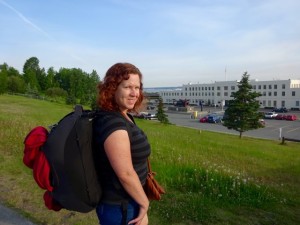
104, 129, 149, 225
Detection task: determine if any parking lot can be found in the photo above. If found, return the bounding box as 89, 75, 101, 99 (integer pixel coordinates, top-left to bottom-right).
163, 107, 300, 141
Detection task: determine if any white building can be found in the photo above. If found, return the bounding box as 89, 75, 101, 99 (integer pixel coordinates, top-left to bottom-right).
159, 79, 300, 110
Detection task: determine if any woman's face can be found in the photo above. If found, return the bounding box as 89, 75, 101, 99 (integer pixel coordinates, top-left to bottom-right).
115, 73, 140, 113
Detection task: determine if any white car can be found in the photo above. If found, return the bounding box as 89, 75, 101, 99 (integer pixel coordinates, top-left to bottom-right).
264, 112, 278, 119
144, 113, 158, 120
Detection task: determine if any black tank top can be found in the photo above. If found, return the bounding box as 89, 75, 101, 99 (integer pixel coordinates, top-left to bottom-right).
93, 112, 151, 204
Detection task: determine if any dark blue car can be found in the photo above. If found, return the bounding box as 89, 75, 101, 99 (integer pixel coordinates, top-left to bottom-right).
207, 115, 222, 123
273, 107, 288, 113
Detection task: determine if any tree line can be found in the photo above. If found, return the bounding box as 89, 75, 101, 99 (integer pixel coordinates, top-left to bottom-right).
0, 58, 263, 130
0, 56, 100, 106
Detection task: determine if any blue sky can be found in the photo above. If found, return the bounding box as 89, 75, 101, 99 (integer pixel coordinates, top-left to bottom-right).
1, 0, 300, 87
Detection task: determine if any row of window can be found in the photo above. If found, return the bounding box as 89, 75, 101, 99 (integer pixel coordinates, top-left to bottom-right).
252, 84, 286, 90
184, 83, 288, 92
257, 100, 299, 107
165, 98, 300, 108
162, 91, 297, 97
185, 86, 236, 91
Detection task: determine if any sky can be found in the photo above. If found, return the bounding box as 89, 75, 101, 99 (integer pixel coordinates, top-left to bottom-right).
1, 0, 300, 87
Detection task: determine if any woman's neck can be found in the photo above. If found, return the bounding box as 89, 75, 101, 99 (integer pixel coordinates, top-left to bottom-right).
121, 111, 134, 123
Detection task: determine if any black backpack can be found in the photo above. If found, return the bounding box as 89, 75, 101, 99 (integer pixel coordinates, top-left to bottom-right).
24, 105, 102, 213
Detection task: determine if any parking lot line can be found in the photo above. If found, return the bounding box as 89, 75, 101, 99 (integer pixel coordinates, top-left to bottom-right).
269, 125, 290, 131
285, 127, 300, 133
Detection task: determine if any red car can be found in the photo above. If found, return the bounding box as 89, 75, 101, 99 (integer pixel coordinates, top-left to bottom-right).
199, 116, 209, 123
275, 114, 287, 120
286, 114, 297, 121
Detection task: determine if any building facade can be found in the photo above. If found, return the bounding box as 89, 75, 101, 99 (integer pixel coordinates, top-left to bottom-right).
159, 79, 300, 110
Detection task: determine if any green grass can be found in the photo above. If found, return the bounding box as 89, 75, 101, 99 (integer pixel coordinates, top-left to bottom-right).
0, 94, 299, 225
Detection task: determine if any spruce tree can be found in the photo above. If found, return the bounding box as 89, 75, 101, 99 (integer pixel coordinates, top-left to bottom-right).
223, 72, 263, 138
156, 98, 170, 124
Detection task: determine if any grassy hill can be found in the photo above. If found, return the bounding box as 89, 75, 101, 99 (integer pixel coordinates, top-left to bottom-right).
0, 94, 299, 225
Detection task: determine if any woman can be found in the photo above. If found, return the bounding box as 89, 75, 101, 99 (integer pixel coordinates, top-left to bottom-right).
93, 63, 150, 225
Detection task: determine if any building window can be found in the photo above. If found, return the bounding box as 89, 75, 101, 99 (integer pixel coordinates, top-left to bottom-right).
231, 86, 235, 90
282, 91, 285, 96
269, 85, 272, 89
274, 84, 277, 89
217, 86, 221, 90
224, 86, 228, 90
258, 85, 261, 90
263, 85, 267, 89
296, 101, 299, 107
268, 92, 272, 96
217, 92, 221, 96
274, 92, 277, 96
224, 92, 228, 96
281, 101, 285, 107
263, 92, 266, 96
252, 85, 256, 90
282, 84, 285, 89
292, 91, 295, 96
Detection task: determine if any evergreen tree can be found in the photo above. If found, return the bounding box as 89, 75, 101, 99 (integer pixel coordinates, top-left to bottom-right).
0, 63, 8, 94
223, 72, 263, 138
156, 98, 170, 124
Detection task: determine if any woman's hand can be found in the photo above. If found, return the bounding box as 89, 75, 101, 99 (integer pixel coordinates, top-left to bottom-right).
128, 209, 148, 225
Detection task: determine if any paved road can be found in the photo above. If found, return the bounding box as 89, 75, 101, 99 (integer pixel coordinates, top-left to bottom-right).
0, 203, 36, 225
164, 107, 300, 140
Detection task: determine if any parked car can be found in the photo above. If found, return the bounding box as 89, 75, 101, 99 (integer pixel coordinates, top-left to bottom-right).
207, 115, 222, 123
273, 107, 288, 113
199, 115, 209, 123
132, 112, 148, 119
144, 113, 158, 120
275, 114, 287, 120
264, 112, 278, 119
286, 114, 297, 121
146, 105, 156, 110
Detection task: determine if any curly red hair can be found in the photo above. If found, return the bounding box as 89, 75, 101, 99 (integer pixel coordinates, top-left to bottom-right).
97, 63, 144, 112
